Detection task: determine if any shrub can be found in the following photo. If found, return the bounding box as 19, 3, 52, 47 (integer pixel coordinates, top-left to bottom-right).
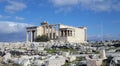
35, 35, 50, 42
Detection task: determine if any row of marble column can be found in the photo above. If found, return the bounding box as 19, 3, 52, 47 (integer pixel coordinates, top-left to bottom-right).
26, 30, 36, 43
60, 30, 74, 37
26, 25, 59, 43
43, 25, 59, 39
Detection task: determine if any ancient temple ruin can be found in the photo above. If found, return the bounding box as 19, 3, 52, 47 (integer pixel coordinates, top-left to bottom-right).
26, 22, 87, 43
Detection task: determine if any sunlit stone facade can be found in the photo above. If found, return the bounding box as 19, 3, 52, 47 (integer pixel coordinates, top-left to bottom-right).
26, 22, 87, 43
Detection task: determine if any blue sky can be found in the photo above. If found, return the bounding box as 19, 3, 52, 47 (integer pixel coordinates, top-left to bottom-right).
0, 0, 120, 42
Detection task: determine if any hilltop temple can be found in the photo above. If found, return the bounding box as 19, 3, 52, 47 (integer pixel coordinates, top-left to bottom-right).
26, 22, 87, 43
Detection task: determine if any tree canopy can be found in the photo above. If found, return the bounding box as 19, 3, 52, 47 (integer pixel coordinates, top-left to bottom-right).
35, 35, 50, 42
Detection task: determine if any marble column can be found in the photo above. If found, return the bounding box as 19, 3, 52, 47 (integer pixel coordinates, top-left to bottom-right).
26, 31, 29, 43
54, 26, 56, 39
30, 31, 33, 42
58, 24, 60, 38
43, 26, 46, 35
34, 31, 37, 41
32, 31, 34, 42
44, 26, 46, 35
85, 29, 87, 41
74, 30, 75, 36
47, 25, 50, 38
51, 26, 53, 39
70, 31, 72, 36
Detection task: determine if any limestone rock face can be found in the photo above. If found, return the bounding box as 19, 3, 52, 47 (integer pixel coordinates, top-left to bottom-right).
86, 49, 107, 66
110, 57, 120, 66
3, 53, 11, 63
86, 58, 102, 66
45, 55, 66, 66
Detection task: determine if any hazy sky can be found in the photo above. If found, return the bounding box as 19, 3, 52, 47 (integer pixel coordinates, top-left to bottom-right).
0, 0, 120, 42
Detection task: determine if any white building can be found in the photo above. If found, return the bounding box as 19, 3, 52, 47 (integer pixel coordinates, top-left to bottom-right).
26, 22, 87, 43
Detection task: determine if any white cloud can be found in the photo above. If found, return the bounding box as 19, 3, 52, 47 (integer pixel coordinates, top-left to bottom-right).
15, 16, 25, 20
5, 1, 27, 13
0, 15, 11, 19
0, 21, 32, 33
51, 0, 79, 7
0, 15, 25, 21
51, 0, 120, 12
0, 21, 33, 42
0, 0, 4, 2
0, 15, 3, 18
55, 7, 72, 14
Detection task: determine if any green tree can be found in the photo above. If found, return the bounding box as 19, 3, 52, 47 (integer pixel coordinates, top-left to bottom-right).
35, 35, 50, 42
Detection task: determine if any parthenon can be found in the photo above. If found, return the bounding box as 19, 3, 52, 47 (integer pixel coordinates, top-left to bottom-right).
26, 22, 87, 43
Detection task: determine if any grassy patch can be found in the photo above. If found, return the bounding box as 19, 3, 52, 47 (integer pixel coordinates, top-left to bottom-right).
44, 48, 77, 54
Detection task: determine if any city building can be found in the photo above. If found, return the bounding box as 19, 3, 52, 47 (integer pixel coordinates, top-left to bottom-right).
26, 22, 87, 43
